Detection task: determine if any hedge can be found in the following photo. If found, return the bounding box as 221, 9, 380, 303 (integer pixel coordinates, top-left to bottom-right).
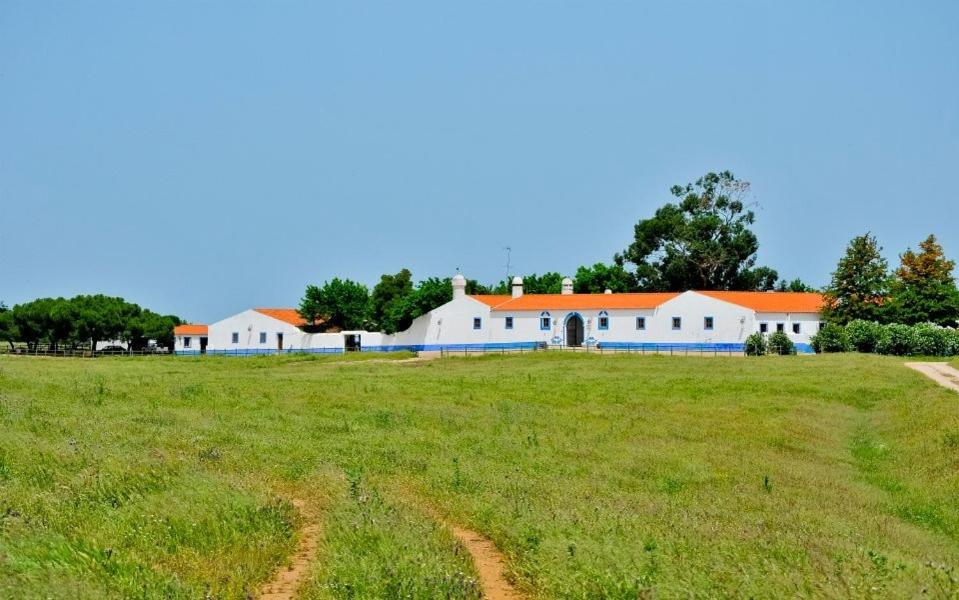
811, 321, 959, 357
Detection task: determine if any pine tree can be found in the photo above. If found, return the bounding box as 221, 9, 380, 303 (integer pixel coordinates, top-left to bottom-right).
822, 233, 890, 324
889, 234, 959, 326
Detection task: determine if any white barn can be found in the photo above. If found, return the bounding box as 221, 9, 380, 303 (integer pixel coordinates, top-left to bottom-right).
174, 274, 824, 355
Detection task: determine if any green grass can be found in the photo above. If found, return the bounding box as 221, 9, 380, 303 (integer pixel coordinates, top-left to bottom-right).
2, 352, 959, 598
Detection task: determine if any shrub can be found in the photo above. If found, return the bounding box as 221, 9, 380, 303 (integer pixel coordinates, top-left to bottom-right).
875, 323, 918, 356
946, 328, 959, 356
845, 320, 883, 353
912, 323, 949, 356
811, 324, 849, 353
745, 332, 767, 356
767, 331, 796, 355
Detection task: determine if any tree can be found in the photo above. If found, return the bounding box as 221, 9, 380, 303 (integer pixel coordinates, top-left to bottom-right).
775, 278, 818, 293
888, 234, 959, 326
72, 295, 133, 351
489, 272, 566, 295
574, 263, 637, 293
370, 269, 415, 334
621, 171, 779, 291
127, 310, 182, 351
0, 302, 16, 351
822, 233, 890, 324
299, 278, 370, 331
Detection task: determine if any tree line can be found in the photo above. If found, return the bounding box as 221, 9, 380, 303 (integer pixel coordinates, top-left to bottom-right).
297, 171, 958, 334
821, 233, 959, 326
0, 295, 182, 351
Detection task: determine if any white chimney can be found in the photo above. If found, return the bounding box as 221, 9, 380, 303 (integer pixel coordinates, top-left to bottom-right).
604, 289, 613, 294
561, 277, 574, 295
511, 276, 524, 298
452, 273, 467, 299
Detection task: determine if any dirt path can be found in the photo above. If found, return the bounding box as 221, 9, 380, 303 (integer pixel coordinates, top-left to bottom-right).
906, 362, 959, 393
259, 498, 321, 600
447, 524, 524, 600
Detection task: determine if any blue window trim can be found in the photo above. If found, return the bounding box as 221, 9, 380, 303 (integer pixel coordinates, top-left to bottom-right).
540, 311, 551, 331
671, 317, 682, 330
505, 316, 514, 330
259, 332, 267, 344
231, 332, 239, 344
598, 310, 609, 331
635, 316, 646, 330
473, 317, 482, 330
704, 316, 714, 330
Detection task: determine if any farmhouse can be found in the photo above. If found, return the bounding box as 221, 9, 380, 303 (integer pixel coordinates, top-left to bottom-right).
174, 274, 824, 355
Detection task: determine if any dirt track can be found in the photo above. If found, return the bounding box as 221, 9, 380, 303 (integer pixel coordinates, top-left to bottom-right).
905, 362, 959, 393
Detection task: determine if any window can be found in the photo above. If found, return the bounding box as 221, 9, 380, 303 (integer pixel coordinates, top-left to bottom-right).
776, 323, 785, 333
540, 312, 551, 331
704, 316, 714, 330
792, 323, 801, 334
672, 317, 682, 330
819, 322, 826, 331
473, 317, 482, 330
184, 336, 191, 348
231, 332, 239, 344
598, 311, 609, 330
636, 316, 646, 330
505, 316, 513, 330
760, 323, 768, 334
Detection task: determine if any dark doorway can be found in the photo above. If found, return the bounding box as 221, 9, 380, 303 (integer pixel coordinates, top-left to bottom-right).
565, 314, 584, 347
345, 334, 361, 352
199, 337, 208, 355
276, 333, 284, 352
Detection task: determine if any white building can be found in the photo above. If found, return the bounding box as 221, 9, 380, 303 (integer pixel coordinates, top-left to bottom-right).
174, 274, 824, 355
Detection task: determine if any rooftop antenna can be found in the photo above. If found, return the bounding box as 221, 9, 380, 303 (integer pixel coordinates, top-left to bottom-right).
503, 246, 512, 281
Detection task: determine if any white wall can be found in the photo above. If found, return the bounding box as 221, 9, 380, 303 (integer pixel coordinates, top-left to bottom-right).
753, 312, 822, 347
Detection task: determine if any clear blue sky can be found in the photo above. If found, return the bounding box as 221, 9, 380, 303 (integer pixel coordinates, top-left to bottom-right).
2, 2, 957, 323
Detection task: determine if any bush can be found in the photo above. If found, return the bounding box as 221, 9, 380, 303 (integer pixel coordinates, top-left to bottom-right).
875, 324, 918, 356
767, 331, 796, 355
811, 324, 849, 353
946, 328, 959, 356
745, 332, 767, 356
845, 320, 883, 353
912, 323, 949, 356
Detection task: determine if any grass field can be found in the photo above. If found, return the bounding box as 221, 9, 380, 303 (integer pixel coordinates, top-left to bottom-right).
2, 352, 959, 599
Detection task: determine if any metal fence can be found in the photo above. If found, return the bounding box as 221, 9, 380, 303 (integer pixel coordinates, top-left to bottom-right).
440, 343, 747, 358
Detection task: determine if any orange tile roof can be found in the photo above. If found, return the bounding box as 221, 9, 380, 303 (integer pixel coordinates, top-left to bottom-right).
469, 295, 512, 308
696, 291, 824, 313
486, 293, 680, 311
174, 324, 207, 335
254, 308, 309, 327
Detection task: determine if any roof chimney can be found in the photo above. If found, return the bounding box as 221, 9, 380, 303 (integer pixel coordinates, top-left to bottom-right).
452, 273, 466, 299
511, 276, 524, 298
604, 289, 613, 294
561, 277, 574, 295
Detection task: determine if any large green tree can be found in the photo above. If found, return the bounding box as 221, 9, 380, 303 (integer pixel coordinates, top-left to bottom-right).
888, 234, 959, 326
822, 233, 890, 324
370, 269, 414, 334
489, 272, 566, 295
574, 262, 637, 293
775, 278, 818, 293
621, 171, 779, 291
299, 278, 370, 331
0, 302, 16, 350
